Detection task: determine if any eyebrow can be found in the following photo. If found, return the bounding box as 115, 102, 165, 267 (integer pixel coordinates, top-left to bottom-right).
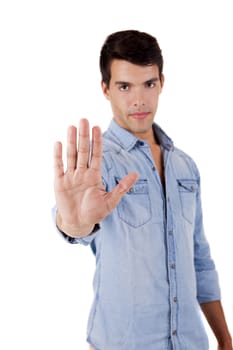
114, 77, 159, 86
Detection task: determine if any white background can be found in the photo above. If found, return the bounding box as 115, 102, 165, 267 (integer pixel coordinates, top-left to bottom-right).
0, 0, 232, 349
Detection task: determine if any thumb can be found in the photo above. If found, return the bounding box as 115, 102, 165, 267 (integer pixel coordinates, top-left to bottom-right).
106, 172, 138, 212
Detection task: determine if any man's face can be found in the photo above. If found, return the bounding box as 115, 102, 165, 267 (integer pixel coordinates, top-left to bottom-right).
102, 59, 164, 139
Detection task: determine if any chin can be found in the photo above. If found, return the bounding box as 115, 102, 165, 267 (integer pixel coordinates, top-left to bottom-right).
130, 121, 153, 133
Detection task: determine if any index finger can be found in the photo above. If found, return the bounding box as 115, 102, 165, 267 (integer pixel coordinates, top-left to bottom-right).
89, 126, 102, 171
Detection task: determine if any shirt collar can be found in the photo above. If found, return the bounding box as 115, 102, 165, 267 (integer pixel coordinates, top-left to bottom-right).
106, 119, 174, 151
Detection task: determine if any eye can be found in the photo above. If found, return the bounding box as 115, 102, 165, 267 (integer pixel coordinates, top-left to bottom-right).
119, 84, 129, 91
145, 81, 156, 88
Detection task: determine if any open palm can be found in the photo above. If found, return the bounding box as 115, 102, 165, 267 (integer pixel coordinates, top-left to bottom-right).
54, 119, 138, 237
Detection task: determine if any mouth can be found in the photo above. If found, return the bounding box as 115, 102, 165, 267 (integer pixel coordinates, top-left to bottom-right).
129, 112, 150, 120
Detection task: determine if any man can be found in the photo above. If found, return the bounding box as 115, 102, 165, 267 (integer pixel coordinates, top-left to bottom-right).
53, 30, 232, 350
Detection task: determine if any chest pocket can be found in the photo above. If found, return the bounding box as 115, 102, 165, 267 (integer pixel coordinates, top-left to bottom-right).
115, 177, 152, 228
177, 179, 198, 224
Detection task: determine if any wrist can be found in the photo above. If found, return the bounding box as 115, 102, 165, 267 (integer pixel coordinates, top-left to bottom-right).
56, 211, 95, 238
218, 334, 232, 347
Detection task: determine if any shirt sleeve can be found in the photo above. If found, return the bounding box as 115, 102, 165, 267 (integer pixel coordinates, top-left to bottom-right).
192, 163, 221, 303
51, 206, 100, 245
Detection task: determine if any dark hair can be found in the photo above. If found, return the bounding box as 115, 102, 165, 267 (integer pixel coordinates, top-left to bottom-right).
100, 30, 164, 87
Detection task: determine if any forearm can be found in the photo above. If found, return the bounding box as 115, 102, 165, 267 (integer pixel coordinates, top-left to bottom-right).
200, 300, 232, 347
56, 210, 94, 238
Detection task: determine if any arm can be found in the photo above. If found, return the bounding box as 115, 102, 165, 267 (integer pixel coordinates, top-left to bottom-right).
53, 118, 138, 239
191, 161, 232, 349
200, 300, 232, 349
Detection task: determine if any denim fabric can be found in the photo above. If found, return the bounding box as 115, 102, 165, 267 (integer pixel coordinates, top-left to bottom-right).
55, 119, 221, 350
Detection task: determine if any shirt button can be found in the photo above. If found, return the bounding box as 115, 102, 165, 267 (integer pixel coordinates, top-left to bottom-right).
152, 166, 156, 171
170, 264, 176, 269
129, 188, 133, 193
173, 297, 178, 302
172, 330, 177, 336
138, 141, 144, 146
168, 230, 173, 235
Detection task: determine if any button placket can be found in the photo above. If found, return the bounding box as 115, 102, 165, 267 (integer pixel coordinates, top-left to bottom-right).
166, 195, 179, 343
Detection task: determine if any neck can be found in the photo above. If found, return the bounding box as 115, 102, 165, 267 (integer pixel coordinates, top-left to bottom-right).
133, 128, 159, 146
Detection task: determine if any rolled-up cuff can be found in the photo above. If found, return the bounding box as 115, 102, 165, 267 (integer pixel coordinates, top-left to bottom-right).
59, 223, 100, 245
196, 269, 221, 303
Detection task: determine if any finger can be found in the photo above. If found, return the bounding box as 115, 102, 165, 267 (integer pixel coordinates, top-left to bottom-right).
77, 119, 90, 169
67, 126, 77, 171
106, 172, 139, 212
54, 141, 64, 177
90, 126, 102, 172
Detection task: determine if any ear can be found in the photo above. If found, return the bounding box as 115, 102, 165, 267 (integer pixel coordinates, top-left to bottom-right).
101, 81, 110, 100
160, 74, 165, 91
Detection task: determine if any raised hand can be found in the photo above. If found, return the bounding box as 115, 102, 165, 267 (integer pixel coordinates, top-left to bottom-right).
54, 119, 138, 237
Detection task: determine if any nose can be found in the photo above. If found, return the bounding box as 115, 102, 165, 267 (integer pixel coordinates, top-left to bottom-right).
133, 89, 145, 107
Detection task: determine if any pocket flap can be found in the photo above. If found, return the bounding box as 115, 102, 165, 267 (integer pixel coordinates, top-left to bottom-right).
177, 179, 198, 193
115, 177, 149, 194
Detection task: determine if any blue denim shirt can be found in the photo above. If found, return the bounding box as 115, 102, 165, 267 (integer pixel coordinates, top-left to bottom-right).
55, 119, 221, 350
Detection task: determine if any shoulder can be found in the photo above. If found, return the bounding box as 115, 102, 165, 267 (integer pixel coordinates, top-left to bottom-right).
102, 134, 122, 154
171, 146, 200, 179
101, 133, 124, 177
